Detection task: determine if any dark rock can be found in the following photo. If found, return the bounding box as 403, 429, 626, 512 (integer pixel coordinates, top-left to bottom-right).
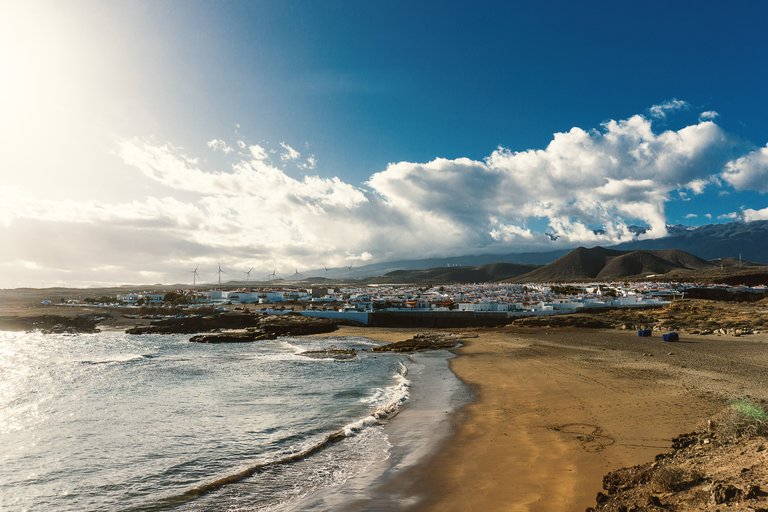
647, 495, 663, 506
0, 314, 106, 333
127, 312, 262, 334
671, 431, 701, 450
127, 312, 337, 338
595, 491, 609, 505
189, 331, 272, 343
603, 465, 651, 494
300, 347, 357, 360
372, 331, 463, 352
744, 484, 762, 499
711, 482, 742, 504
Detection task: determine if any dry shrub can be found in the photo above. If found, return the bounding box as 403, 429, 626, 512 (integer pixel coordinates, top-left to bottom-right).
651, 465, 700, 492
720, 398, 768, 438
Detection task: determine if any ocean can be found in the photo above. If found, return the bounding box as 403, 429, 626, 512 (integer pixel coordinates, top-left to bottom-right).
0, 330, 466, 511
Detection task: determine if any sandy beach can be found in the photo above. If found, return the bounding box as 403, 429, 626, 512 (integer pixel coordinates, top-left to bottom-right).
330, 325, 768, 511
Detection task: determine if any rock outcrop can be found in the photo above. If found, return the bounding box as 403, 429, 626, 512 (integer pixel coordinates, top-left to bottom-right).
0, 314, 108, 333
126, 312, 338, 342
300, 347, 357, 360
587, 404, 768, 511
371, 331, 466, 352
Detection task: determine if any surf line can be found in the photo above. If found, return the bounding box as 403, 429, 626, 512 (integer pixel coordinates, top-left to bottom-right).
130, 365, 410, 511
129, 430, 348, 511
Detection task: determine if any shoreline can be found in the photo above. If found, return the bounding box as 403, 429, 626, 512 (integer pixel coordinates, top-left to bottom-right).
336, 326, 768, 511
6, 320, 768, 510
288, 326, 471, 511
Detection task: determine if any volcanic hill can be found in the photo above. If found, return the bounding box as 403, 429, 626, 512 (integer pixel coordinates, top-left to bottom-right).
510, 247, 713, 282
367, 262, 538, 284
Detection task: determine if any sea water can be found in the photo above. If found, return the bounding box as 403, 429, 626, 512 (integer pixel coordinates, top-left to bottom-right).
0, 330, 459, 511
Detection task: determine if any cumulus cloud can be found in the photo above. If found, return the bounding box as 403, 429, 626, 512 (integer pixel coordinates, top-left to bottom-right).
721, 144, 768, 192
744, 207, 768, 222
207, 138, 233, 154
279, 142, 301, 161
7, 104, 768, 286
685, 178, 710, 195
300, 155, 317, 170
649, 98, 689, 119
249, 144, 269, 161
699, 110, 719, 121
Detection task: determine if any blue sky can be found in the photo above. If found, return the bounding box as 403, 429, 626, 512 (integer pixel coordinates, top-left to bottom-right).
1, 0, 768, 286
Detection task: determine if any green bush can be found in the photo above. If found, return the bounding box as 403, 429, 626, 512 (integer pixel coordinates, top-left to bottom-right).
730, 398, 768, 422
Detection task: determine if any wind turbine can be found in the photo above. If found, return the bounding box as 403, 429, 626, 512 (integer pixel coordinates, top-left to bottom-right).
189, 265, 199, 287
347, 265, 352, 281
270, 269, 278, 282
324, 266, 328, 280
242, 267, 253, 285
217, 263, 225, 286
290, 268, 303, 281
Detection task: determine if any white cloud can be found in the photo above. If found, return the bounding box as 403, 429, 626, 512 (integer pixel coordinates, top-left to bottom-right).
301, 155, 317, 170
718, 212, 740, 220
7, 104, 768, 287
249, 144, 269, 161
685, 178, 710, 195
207, 138, 233, 154
705, 213, 712, 219
279, 142, 301, 161
369, 113, 731, 244
699, 110, 719, 121
721, 144, 768, 192
684, 213, 698, 219
744, 207, 768, 222
649, 98, 689, 119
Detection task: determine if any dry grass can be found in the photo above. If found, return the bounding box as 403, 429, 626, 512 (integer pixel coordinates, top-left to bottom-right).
589, 299, 768, 333
651, 465, 701, 493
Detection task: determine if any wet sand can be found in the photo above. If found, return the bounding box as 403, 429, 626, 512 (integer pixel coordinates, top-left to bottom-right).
333, 326, 768, 511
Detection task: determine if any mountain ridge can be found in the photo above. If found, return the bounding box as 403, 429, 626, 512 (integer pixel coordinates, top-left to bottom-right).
510, 247, 715, 282
305, 220, 768, 280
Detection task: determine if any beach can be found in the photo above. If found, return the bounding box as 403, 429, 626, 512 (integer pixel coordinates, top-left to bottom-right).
330, 325, 768, 511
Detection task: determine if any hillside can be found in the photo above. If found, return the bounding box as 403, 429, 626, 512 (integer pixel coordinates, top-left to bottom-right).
511, 247, 713, 282
303, 221, 767, 280
366, 262, 538, 284
612, 220, 768, 263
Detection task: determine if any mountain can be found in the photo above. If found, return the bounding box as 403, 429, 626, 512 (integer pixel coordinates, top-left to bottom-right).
611, 221, 768, 263
310, 221, 768, 280
313, 250, 569, 280
365, 262, 539, 284
511, 247, 713, 282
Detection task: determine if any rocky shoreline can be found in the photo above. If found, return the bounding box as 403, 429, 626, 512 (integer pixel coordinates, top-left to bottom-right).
587, 401, 768, 512
0, 314, 109, 334
371, 331, 468, 352
125, 312, 339, 342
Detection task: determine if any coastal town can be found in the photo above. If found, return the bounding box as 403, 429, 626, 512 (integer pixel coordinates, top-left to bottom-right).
45, 280, 768, 326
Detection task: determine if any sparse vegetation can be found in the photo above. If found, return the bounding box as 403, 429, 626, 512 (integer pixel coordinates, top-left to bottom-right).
723, 398, 768, 438
730, 398, 768, 422
651, 465, 699, 493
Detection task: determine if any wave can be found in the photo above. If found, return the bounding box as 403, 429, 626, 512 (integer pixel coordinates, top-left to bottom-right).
350, 363, 410, 434
280, 340, 307, 354
79, 353, 157, 365
130, 363, 411, 512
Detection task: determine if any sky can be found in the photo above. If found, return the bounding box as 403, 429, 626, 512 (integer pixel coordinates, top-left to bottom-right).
1, 0, 768, 288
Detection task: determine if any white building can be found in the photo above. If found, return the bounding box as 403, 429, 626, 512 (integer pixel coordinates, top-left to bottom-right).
458, 302, 523, 312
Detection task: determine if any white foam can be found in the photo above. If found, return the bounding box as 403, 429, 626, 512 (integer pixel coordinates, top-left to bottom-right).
79, 353, 150, 365
344, 363, 410, 436
280, 340, 306, 354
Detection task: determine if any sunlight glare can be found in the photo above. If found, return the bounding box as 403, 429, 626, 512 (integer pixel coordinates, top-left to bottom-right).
0, 2, 94, 172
